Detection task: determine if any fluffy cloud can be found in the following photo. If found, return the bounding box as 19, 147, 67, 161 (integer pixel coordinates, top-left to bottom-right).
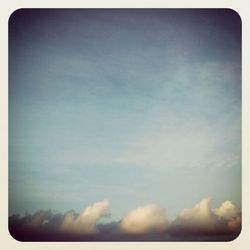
170, 197, 215, 233
170, 198, 241, 237
213, 200, 240, 218
213, 200, 241, 232
119, 204, 168, 234
60, 200, 109, 235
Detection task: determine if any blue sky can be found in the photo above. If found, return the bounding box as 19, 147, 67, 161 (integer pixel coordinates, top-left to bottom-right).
9, 9, 241, 220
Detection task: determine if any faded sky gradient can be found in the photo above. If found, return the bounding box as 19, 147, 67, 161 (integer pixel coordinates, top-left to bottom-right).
9, 9, 241, 221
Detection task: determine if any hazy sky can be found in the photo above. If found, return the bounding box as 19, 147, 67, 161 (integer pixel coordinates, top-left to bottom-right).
9, 9, 241, 220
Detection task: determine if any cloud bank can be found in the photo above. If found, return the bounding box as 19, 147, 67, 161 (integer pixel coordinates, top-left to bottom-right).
9, 198, 241, 241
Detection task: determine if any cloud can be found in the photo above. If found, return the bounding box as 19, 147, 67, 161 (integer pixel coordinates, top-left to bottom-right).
170, 197, 215, 233
60, 200, 109, 235
169, 198, 241, 238
9, 198, 241, 241
213, 200, 241, 232
119, 204, 168, 234
23, 210, 54, 228
213, 200, 240, 218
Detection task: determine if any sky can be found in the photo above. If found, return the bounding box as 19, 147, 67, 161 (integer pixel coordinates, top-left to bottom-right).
9, 9, 241, 240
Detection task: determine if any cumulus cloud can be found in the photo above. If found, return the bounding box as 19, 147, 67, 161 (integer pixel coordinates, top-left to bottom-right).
60, 200, 109, 235
213, 200, 240, 218
170, 198, 241, 238
119, 204, 168, 234
213, 200, 241, 232
9, 198, 241, 241
170, 197, 215, 233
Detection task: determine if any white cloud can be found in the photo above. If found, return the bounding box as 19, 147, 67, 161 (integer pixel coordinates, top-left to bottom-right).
60, 200, 109, 235
119, 204, 168, 234
213, 200, 241, 232
213, 200, 239, 219
171, 198, 241, 235
172, 197, 215, 232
